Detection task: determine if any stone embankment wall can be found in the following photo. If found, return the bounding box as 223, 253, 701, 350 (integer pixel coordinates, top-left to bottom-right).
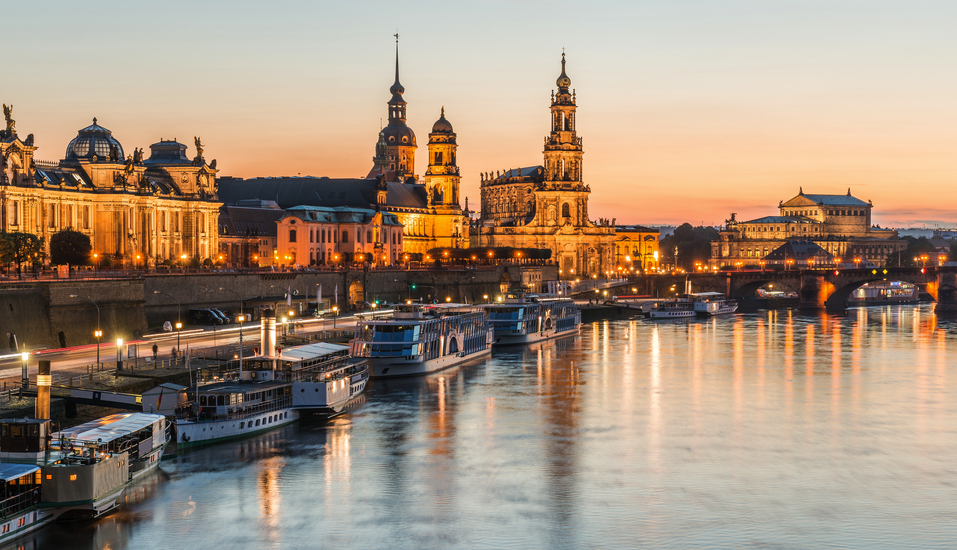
0, 265, 556, 351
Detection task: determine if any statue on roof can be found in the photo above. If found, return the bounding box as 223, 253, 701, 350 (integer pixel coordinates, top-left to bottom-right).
133, 147, 144, 164
109, 144, 119, 163
2, 104, 14, 136
124, 154, 135, 175
193, 137, 205, 162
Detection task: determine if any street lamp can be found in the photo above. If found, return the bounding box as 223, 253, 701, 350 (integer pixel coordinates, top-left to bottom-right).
236, 314, 246, 378
371, 302, 377, 320
116, 338, 124, 371
70, 295, 101, 365
219, 287, 245, 320
20, 352, 29, 390
175, 322, 182, 353
332, 305, 339, 329
483, 294, 489, 303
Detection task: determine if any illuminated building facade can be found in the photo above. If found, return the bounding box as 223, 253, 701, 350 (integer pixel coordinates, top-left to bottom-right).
710, 189, 907, 267
0, 110, 221, 267
613, 225, 659, 272
275, 206, 403, 266
473, 55, 615, 279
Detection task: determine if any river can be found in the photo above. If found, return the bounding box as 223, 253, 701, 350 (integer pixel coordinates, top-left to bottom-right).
10, 304, 957, 549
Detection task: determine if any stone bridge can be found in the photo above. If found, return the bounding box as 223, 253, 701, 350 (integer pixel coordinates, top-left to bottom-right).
584, 267, 957, 313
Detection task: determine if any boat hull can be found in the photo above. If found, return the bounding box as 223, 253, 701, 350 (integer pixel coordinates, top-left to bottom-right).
368, 347, 491, 378
647, 310, 695, 319
694, 304, 739, 317
0, 508, 57, 543
492, 325, 580, 346
293, 374, 369, 418
175, 408, 298, 449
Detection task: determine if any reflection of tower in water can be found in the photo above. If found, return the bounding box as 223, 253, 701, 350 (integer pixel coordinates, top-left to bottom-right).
524, 335, 582, 535
258, 456, 285, 535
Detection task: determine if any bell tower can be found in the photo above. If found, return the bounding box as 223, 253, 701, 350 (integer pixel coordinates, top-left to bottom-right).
425, 107, 459, 207
543, 53, 583, 188
378, 34, 417, 180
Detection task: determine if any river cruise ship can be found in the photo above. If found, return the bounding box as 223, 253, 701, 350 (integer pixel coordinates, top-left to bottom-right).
481, 290, 581, 345
0, 413, 168, 525
689, 292, 739, 316
848, 281, 919, 305
351, 303, 493, 377
175, 341, 369, 448
643, 299, 696, 319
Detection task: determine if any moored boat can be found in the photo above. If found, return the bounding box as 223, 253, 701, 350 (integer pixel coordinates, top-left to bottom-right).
481, 289, 581, 345
688, 292, 739, 316
351, 303, 493, 377
643, 299, 695, 319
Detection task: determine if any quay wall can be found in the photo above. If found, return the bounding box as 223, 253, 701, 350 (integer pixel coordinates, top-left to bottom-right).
0, 265, 556, 351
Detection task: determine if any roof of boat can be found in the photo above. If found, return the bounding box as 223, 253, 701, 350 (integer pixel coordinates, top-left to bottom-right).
197, 380, 290, 394
688, 292, 727, 297
276, 342, 348, 361
0, 463, 39, 481
54, 412, 165, 445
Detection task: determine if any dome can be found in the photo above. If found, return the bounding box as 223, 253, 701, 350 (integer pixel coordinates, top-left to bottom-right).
556, 53, 572, 90
65, 118, 124, 162
431, 107, 453, 133
382, 123, 416, 146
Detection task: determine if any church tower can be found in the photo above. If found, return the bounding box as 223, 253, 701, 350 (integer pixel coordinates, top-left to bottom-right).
379, 36, 417, 180
543, 53, 583, 189
425, 107, 459, 207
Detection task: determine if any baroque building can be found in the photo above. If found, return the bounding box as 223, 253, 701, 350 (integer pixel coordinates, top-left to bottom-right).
218, 40, 469, 260
613, 225, 660, 272
710, 188, 907, 267
472, 55, 615, 279
0, 106, 221, 267
276, 206, 403, 266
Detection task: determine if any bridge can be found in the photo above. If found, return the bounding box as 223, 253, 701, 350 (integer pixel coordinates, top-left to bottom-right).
572, 267, 957, 312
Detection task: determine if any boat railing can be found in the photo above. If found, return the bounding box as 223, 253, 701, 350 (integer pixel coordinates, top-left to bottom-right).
0, 489, 39, 520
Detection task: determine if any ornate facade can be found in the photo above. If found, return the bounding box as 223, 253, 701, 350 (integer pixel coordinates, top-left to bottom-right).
473, 55, 615, 279
710, 189, 907, 267
614, 225, 660, 272
0, 107, 221, 267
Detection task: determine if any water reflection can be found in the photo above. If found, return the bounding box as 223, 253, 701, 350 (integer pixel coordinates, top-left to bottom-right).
11, 304, 957, 549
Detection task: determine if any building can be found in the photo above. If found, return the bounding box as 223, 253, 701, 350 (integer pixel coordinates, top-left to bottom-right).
275, 206, 403, 266
472, 55, 615, 279
0, 106, 221, 268
710, 188, 907, 268
218, 200, 284, 266
218, 41, 468, 257
613, 225, 659, 272
764, 240, 835, 268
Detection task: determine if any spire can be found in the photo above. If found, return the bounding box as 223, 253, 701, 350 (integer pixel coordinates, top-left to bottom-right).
556, 52, 571, 90
389, 33, 404, 98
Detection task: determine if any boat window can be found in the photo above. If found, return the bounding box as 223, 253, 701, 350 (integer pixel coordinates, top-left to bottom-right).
255, 419, 260, 426
217, 395, 225, 406
200, 395, 207, 406
240, 422, 245, 429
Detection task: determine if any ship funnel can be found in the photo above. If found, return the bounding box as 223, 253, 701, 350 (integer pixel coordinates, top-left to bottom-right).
35, 360, 51, 420
261, 309, 277, 357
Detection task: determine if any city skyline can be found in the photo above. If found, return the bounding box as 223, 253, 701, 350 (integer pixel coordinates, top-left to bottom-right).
6, 0, 955, 228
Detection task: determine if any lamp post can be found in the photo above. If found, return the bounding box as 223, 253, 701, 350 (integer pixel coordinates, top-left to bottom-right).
371, 302, 377, 320
332, 305, 339, 329
219, 287, 244, 319
175, 322, 182, 353
20, 352, 29, 390
70, 294, 101, 365
236, 314, 245, 379
116, 338, 124, 371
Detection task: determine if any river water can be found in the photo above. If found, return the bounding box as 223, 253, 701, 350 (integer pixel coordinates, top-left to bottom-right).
11, 304, 957, 549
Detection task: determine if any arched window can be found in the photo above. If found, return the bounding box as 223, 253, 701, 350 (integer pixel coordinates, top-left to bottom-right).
562, 203, 570, 217
357, 229, 362, 243
289, 229, 297, 243
367, 230, 373, 243
341, 231, 348, 243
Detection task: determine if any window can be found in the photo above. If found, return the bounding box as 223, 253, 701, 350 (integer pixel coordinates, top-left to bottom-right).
434, 152, 443, 164
321, 229, 326, 243
83, 205, 90, 229
289, 229, 297, 243
240, 422, 245, 429
562, 203, 570, 217
310, 229, 314, 243
357, 229, 362, 243
342, 231, 348, 243
367, 230, 373, 243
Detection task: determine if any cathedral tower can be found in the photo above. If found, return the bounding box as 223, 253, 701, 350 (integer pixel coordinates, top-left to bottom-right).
425, 107, 459, 207
379, 36, 417, 180
543, 53, 583, 189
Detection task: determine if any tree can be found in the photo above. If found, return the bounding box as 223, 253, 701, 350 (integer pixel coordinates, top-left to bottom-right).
49, 229, 92, 266
0, 232, 44, 278
660, 223, 719, 270
884, 236, 937, 267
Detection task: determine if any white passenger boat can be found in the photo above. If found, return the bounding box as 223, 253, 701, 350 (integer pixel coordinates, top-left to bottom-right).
351, 303, 493, 377
176, 311, 369, 448
644, 299, 695, 319
0, 413, 169, 522
481, 289, 581, 345
688, 292, 739, 316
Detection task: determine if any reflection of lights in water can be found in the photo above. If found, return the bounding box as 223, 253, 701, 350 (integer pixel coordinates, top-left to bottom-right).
831, 322, 842, 425
733, 317, 744, 426
324, 421, 353, 504
805, 323, 815, 402
259, 456, 285, 536
784, 312, 794, 420
649, 325, 661, 468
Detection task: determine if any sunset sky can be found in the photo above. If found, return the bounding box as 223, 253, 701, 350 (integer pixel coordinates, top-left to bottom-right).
6, 0, 956, 227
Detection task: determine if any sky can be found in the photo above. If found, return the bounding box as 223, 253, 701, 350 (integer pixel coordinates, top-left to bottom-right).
6, 0, 956, 227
